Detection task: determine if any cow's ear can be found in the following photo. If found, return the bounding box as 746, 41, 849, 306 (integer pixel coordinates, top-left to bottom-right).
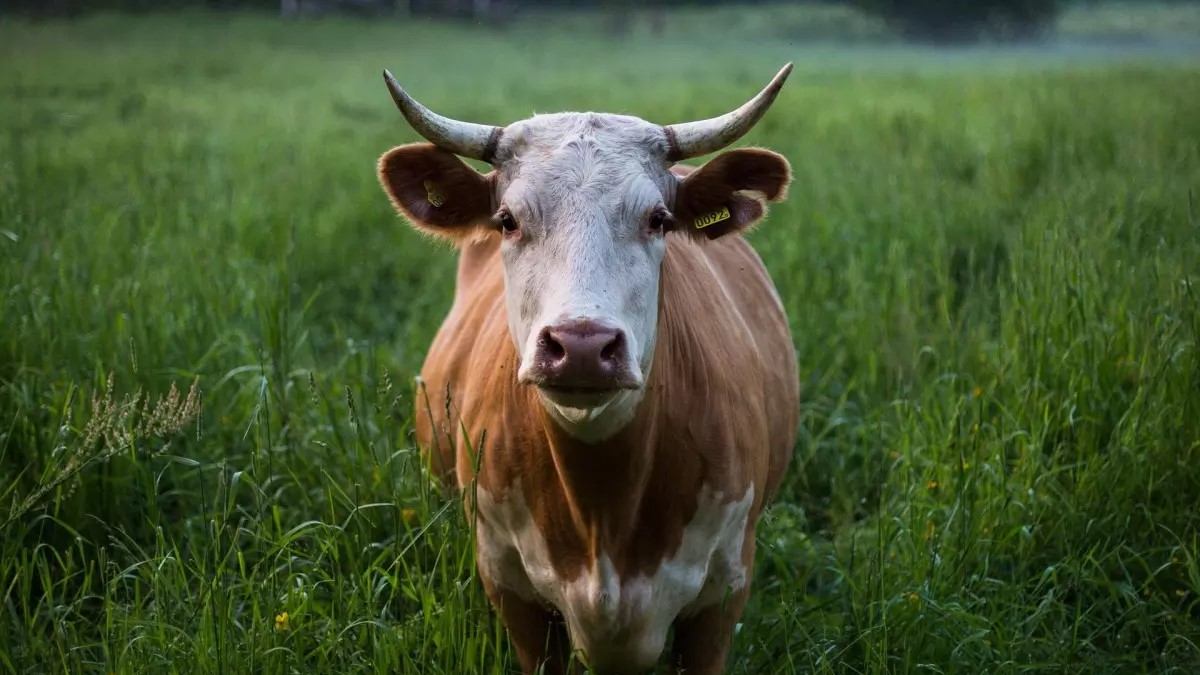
672, 148, 791, 241
377, 142, 495, 245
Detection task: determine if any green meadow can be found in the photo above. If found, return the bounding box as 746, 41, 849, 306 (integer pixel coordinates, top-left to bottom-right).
1, 6, 1199, 673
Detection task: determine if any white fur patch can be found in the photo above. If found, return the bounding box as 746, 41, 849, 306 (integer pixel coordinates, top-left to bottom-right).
474, 482, 754, 672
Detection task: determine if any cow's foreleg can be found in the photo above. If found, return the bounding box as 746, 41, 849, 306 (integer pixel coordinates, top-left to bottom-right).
670, 586, 750, 674
480, 575, 574, 675
672, 525, 759, 674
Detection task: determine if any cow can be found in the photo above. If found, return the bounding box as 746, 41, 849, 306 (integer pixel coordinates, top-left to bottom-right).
375, 64, 800, 674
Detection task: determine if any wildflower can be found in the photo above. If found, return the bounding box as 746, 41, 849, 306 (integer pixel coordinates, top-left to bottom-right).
890, 450, 900, 459
1175, 590, 1188, 597
926, 480, 939, 489
960, 461, 971, 470
905, 592, 920, 603
889, 550, 896, 559
982, 527, 990, 534
972, 387, 982, 397
402, 508, 419, 526
922, 519, 935, 541
275, 611, 290, 632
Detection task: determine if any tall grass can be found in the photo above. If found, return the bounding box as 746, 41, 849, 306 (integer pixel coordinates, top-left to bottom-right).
1, 9, 1198, 674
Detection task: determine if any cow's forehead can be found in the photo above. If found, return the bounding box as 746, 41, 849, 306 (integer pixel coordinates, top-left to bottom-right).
495, 112, 674, 202
498, 113, 670, 166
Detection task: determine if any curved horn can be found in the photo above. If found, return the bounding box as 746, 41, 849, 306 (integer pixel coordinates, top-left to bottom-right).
382, 69, 504, 163
662, 63, 793, 162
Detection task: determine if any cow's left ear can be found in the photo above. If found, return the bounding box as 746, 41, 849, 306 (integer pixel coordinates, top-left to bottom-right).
377, 142, 495, 246
672, 148, 792, 241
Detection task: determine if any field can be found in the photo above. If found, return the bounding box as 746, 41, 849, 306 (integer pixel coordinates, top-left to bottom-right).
2, 5, 1200, 674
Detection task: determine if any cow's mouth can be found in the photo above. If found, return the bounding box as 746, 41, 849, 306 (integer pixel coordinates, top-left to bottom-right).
541, 384, 623, 396
536, 381, 640, 408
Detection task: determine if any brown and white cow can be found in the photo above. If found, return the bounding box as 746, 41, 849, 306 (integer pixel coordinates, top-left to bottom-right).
376, 64, 800, 674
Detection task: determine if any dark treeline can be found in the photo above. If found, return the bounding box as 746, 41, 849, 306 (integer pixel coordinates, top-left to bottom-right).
1, 0, 1186, 14
2, 0, 1194, 42
856, 0, 1065, 41
3, 0, 775, 14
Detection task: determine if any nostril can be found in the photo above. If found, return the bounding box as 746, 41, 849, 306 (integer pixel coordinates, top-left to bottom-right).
539, 329, 566, 361
600, 332, 626, 363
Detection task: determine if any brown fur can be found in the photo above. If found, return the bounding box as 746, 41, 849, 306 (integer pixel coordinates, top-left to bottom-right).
412, 164, 799, 671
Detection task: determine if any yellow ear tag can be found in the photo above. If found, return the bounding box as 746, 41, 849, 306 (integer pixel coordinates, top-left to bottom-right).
423, 180, 445, 208
694, 206, 731, 229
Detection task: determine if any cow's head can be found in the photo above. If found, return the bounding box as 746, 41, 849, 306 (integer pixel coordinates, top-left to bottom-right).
377, 66, 792, 439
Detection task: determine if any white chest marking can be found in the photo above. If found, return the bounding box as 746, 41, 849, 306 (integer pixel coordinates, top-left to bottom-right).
474, 482, 755, 672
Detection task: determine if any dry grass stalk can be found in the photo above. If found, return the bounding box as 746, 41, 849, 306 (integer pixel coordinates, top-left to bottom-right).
2, 372, 203, 531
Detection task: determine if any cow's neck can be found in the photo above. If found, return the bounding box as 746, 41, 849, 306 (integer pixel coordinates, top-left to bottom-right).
539, 395, 661, 550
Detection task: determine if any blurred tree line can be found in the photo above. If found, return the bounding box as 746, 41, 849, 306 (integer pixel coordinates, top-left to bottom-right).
852, 0, 1065, 41
2, 0, 772, 14
2, 0, 1190, 42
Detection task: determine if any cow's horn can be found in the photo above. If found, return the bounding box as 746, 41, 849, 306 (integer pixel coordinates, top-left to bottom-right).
383, 69, 504, 163
662, 63, 793, 162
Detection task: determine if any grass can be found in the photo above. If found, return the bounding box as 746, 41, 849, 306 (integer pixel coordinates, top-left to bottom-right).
2, 6, 1200, 674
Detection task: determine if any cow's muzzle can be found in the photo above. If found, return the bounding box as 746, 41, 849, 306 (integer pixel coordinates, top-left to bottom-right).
519, 319, 643, 396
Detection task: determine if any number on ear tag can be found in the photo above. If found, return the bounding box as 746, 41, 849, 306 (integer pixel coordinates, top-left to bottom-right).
694, 207, 731, 229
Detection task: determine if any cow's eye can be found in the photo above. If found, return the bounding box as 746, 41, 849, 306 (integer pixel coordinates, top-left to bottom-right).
648, 209, 672, 234
499, 211, 519, 233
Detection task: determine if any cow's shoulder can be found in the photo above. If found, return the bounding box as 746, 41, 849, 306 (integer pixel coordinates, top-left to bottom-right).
656, 232, 799, 502
414, 233, 514, 483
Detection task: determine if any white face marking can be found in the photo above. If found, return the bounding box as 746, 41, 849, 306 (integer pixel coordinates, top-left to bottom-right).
491, 114, 677, 439
474, 483, 755, 673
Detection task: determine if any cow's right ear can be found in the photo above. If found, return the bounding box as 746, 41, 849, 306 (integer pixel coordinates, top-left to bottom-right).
377, 142, 495, 245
